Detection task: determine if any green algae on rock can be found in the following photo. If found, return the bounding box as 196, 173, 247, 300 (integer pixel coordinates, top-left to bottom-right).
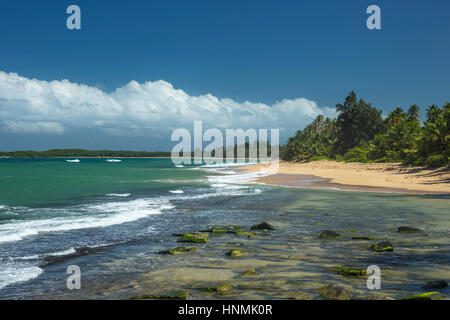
370, 240, 394, 252
232, 231, 256, 238
250, 221, 275, 230
226, 249, 246, 257
158, 246, 197, 255
397, 291, 443, 300
241, 269, 258, 277
319, 284, 350, 300
328, 265, 367, 276
197, 284, 232, 294
318, 230, 342, 239
178, 233, 209, 243
130, 290, 189, 300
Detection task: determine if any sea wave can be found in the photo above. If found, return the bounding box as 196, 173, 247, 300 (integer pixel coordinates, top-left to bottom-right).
0, 198, 173, 244
0, 262, 43, 290
169, 190, 184, 194
106, 193, 131, 197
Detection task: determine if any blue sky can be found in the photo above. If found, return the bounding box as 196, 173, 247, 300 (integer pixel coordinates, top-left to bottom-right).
0, 0, 449, 151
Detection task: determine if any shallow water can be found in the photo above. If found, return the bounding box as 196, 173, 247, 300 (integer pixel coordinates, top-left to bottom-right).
0, 158, 449, 299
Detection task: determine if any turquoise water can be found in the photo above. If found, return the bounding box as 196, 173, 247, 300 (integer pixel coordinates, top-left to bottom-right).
0, 158, 449, 299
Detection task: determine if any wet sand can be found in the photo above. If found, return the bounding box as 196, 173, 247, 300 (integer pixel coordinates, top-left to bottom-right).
240, 161, 450, 194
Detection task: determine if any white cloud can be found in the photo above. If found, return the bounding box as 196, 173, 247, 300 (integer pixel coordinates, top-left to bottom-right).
0, 71, 337, 139
2, 120, 64, 134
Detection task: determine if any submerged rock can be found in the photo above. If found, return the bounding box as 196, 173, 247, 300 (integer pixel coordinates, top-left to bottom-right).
352, 235, 377, 240
319, 284, 350, 300
318, 230, 342, 239
130, 290, 189, 300
370, 240, 394, 252
398, 291, 443, 300
158, 246, 197, 255
177, 233, 209, 243
202, 225, 242, 233
398, 226, 424, 234
226, 249, 246, 257
197, 284, 232, 294
422, 280, 448, 289
232, 231, 256, 238
241, 269, 258, 277
328, 265, 367, 276
250, 222, 275, 230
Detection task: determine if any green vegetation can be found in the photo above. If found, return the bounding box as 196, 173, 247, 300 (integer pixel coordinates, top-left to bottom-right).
282, 91, 450, 167
0, 149, 171, 158
328, 265, 367, 276
177, 233, 209, 244
158, 246, 197, 255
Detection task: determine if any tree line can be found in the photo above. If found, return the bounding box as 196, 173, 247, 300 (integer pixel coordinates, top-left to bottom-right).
282, 91, 449, 167
0, 149, 171, 158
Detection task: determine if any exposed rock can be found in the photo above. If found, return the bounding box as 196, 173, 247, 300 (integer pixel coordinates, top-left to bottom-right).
371, 240, 394, 252
318, 230, 342, 239
422, 280, 448, 289
352, 235, 377, 240
226, 249, 246, 257
398, 226, 424, 234
130, 290, 189, 300
250, 221, 275, 230
158, 246, 197, 255
197, 284, 232, 294
398, 291, 443, 300
319, 284, 350, 300
177, 233, 209, 243
232, 231, 256, 238
241, 269, 258, 277
328, 265, 367, 276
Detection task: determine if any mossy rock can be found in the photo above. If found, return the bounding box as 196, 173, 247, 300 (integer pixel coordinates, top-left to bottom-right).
422, 280, 448, 289
158, 246, 197, 255
319, 284, 350, 300
370, 240, 394, 252
250, 221, 275, 230
226, 249, 246, 257
318, 230, 342, 239
197, 284, 232, 294
340, 228, 357, 233
328, 265, 367, 276
210, 228, 229, 233
314, 222, 326, 226
352, 235, 378, 240
232, 231, 256, 238
203, 225, 242, 233
397, 291, 443, 300
130, 290, 189, 300
398, 226, 424, 234
241, 269, 258, 277
178, 233, 209, 243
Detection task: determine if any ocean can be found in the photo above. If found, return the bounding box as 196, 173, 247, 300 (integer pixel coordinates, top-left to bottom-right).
0, 158, 449, 299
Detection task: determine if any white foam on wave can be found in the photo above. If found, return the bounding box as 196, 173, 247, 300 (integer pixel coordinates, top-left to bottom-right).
0, 198, 173, 244
169, 190, 184, 194
106, 159, 122, 162
175, 165, 184, 168
0, 263, 43, 290
106, 193, 131, 197
15, 248, 76, 261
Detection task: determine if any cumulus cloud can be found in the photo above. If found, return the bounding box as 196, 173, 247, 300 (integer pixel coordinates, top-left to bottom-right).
0, 71, 337, 141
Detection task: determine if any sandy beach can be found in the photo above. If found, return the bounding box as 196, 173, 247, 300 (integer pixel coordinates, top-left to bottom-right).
240, 160, 450, 194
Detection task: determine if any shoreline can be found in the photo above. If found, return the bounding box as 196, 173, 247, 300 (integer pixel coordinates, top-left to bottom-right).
239, 160, 450, 195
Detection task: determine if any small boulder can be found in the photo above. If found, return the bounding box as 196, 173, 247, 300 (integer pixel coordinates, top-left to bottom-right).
318, 230, 342, 239
178, 233, 209, 243
328, 265, 367, 276
398, 226, 424, 234
371, 240, 394, 252
226, 249, 246, 257
422, 280, 448, 289
158, 246, 197, 255
250, 221, 275, 230
233, 231, 256, 238
197, 284, 232, 294
130, 290, 189, 300
241, 269, 258, 277
398, 291, 443, 300
319, 284, 350, 300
